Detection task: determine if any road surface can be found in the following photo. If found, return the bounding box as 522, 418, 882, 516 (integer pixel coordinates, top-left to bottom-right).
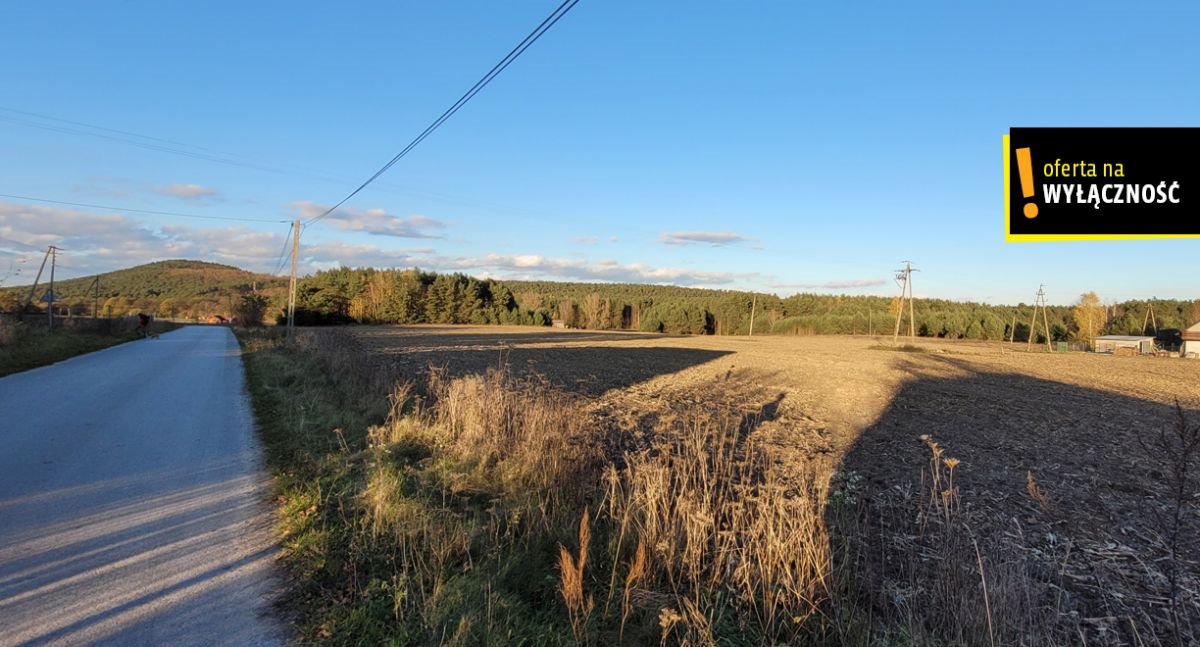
0, 326, 283, 646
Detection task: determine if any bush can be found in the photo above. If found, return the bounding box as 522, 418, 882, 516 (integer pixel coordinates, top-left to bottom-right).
233, 293, 269, 326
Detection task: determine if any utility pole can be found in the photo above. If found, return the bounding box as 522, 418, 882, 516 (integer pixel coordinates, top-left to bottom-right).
892, 261, 918, 343
87, 276, 98, 318
1143, 301, 1158, 335
868, 309, 873, 336
24, 246, 52, 314
1009, 312, 1018, 343
47, 246, 58, 328
908, 266, 916, 339
286, 220, 300, 337
748, 293, 757, 337
1027, 284, 1053, 352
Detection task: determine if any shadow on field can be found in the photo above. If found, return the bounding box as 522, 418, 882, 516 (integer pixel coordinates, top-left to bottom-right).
393, 344, 734, 397
831, 353, 1200, 643
356, 326, 670, 349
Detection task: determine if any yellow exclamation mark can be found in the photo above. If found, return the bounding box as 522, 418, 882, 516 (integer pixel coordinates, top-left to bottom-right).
1015, 147, 1038, 218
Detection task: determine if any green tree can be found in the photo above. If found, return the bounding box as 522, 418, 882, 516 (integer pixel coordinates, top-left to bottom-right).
233, 294, 269, 326
1072, 292, 1105, 347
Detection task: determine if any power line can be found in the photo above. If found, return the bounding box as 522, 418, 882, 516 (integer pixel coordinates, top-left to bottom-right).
0, 104, 592, 220
0, 113, 307, 179
0, 193, 287, 224
0, 106, 226, 152
271, 222, 295, 276
305, 0, 581, 226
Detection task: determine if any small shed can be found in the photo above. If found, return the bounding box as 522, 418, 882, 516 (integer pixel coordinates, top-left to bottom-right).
1182, 322, 1200, 358
1094, 335, 1155, 355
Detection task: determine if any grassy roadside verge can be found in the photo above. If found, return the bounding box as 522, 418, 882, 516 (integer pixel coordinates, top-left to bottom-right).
237, 328, 850, 646
0, 320, 180, 377
238, 328, 583, 645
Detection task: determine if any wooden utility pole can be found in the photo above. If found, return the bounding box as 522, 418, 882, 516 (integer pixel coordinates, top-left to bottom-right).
286, 219, 300, 337
748, 293, 757, 337
1027, 284, 1053, 352
1009, 312, 1018, 343
892, 261, 917, 343
868, 309, 873, 336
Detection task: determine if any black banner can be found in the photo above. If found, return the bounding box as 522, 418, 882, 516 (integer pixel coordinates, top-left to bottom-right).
1006, 127, 1200, 240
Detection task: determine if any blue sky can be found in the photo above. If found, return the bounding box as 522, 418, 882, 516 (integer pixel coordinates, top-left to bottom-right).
1, 1, 1197, 305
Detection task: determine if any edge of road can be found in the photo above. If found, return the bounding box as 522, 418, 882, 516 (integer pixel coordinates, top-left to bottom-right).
2, 323, 190, 379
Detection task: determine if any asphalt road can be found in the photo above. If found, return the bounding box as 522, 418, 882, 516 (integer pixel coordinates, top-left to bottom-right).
0, 326, 283, 647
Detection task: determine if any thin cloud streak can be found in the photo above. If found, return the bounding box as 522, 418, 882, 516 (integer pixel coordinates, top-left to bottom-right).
154, 183, 220, 199
659, 230, 750, 246
769, 279, 886, 290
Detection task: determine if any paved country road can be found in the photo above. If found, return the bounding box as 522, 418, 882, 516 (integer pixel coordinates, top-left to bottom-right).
0, 326, 283, 646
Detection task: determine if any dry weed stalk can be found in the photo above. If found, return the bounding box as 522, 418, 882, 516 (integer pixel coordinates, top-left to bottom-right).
558, 509, 595, 645
905, 435, 1049, 645
620, 538, 647, 640
1026, 470, 1051, 513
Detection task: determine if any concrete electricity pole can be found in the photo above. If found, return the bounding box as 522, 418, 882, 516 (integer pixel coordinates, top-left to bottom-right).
748, 293, 757, 337
1143, 301, 1158, 334
47, 246, 57, 327
1027, 284, 1053, 352
286, 220, 300, 337
24, 245, 52, 314
892, 261, 917, 343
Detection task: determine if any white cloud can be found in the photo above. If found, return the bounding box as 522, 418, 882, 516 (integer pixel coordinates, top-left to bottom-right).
658, 230, 750, 246
154, 183, 220, 200
769, 279, 886, 290
290, 201, 445, 239
444, 253, 742, 287
573, 235, 621, 245
0, 200, 286, 277
0, 200, 747, 289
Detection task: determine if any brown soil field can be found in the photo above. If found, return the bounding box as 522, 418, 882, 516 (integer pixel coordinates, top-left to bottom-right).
351, 325, 1200, 642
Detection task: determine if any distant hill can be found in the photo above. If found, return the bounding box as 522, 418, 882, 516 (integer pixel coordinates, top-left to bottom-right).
2, 260, 287, 319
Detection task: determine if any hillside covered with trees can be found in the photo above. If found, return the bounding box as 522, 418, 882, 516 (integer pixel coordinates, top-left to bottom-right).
1, 260, 287, 320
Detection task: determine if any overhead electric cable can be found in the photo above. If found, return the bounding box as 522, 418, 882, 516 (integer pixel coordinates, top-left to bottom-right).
0, 193, 287, 224
305, 0, 581, 225
0, 106, 225, 151
271, 222, 295, 276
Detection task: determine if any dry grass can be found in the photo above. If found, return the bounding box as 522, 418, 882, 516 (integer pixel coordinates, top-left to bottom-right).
601, 409, 832, 643
241, 326, 1200, 645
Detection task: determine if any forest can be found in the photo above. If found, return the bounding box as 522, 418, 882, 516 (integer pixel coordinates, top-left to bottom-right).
287, 268, 1200, 344
6, 261, 1197, 344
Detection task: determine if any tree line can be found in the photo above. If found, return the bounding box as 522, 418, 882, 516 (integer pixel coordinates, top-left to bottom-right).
291, 269, 1200, 344
288, 268, 550, 327
8, 260, 1197, 344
